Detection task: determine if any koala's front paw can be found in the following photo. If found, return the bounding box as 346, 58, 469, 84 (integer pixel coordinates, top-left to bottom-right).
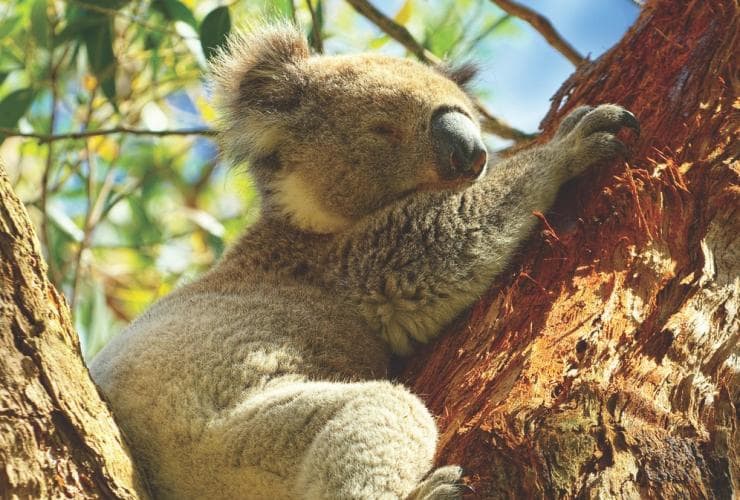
407, 465, 468, 500
552, 104, 639, 178
553, 105, 594, 139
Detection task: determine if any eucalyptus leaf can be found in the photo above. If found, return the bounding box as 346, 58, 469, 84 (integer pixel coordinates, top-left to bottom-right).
200, 6, 231, 61
0, 15, 21, 40
101, 76, 116, 103
30, 0, 49, 48
56, 14, 106, 44
273, 0, 296, 19
84, 24, 114, 74
153, 0, 197, 28
83, 23, 117, 102
0, 88, 36, 141
75, 0, 129, 10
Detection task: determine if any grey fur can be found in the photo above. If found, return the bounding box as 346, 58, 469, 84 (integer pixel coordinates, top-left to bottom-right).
90, 24, 637, 500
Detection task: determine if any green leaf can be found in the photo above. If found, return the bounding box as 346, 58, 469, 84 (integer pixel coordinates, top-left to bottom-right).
307, 0, 324, 50
83, 24, 114, 74
83, 23, 116, 102
273, 0, 296, 20
0, 49, 21, 73
200, 6, 231, 61
144, 31, 162, 50
153, 0, 197, 28
56, 14, 106, 44
30, 0, 49, 48
426, 22, 459, 57
369, 34, 390, 49
75, 0, 129, 10
0, 88, 36, 141
0, 14, 21, 39
101, 76, 116, 103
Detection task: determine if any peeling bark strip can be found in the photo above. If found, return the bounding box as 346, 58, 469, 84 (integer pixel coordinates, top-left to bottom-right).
405, 0, 738, 498
0, 164, 148, 498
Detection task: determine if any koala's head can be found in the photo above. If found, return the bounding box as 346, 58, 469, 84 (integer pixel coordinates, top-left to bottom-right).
212, 23, 486, 233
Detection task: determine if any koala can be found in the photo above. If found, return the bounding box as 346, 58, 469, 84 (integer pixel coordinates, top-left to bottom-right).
90, 23, 638, 500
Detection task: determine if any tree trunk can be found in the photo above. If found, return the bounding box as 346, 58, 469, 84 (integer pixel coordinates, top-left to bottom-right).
1, 1, 736, 499
0, 163, 149, 498
404, 1, 738, 498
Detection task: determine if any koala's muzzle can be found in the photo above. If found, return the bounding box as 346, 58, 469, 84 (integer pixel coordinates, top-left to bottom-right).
431, 110, 487, 180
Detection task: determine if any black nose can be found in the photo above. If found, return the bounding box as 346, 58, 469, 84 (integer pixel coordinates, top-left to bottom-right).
431, 110, 488, 180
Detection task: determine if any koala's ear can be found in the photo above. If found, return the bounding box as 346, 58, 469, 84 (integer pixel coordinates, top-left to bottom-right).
211, 24, 309, 163
436, 62, 478, 90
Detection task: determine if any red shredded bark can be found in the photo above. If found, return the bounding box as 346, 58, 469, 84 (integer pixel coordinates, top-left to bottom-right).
404, 1, 739, 497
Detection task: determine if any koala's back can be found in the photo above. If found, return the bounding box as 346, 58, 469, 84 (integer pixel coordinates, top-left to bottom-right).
90, 274, 389, 497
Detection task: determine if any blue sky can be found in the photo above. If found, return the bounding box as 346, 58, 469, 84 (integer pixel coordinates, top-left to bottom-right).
478, 1, 639, 135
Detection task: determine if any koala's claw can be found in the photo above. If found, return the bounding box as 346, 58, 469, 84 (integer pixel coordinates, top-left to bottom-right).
621, 109, 640, 136
459, 483, 476, 495
407, 465, 466, 500
572, 104, 640, 138
554, 105, 594, 139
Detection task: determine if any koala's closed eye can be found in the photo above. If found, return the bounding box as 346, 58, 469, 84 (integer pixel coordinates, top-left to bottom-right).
370, 123, 403, 142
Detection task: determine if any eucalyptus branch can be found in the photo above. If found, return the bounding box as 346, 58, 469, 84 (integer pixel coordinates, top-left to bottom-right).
69, 139, 96, 312
344, 0, 534, 142
41, 4, 63, 286
488, 0, 585, 66
476, 106, 534, 141
345, 0, 438, 63
41, 87, 57, 264
69, 87, 105, 312
0, 127, 217, 143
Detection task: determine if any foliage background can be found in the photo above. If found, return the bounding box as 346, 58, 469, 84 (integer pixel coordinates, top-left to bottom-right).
0, 0, 638, 357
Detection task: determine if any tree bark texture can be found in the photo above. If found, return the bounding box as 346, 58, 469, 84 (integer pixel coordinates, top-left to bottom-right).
405, 1, 738, 498
0, 163, 148, 498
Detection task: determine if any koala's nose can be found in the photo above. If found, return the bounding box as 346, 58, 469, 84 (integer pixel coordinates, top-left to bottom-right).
431, 110, 488, 180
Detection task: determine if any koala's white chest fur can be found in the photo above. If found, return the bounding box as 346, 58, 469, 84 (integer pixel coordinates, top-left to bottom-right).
272, 172, 354, 234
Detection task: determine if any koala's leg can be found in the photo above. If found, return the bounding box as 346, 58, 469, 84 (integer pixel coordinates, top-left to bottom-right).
202, 380, 461, 500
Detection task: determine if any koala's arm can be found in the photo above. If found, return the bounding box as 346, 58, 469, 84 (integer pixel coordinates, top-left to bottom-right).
326, 105, 638, 354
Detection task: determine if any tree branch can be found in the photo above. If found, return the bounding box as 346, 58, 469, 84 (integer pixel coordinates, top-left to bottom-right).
0, 127, 217, 143
345, 0, 436, 63
488, 0, 585, 66
41, 3, 64, 287
344, 0, 534, 142
475, 106, 534, 142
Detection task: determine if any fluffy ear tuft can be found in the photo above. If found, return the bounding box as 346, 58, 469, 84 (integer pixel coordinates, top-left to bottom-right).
210, 23, 310, 164
436, 62, 478, 90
